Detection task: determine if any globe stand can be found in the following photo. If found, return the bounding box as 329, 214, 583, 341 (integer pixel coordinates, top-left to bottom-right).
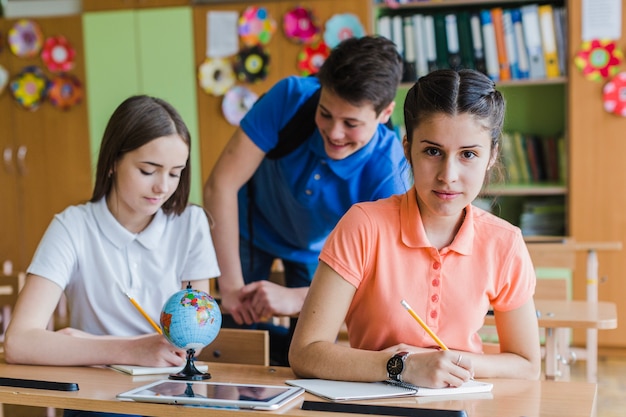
169, 349, 211, 380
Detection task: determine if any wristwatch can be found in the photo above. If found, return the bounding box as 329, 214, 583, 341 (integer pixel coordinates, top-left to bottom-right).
386, 351, 410, 382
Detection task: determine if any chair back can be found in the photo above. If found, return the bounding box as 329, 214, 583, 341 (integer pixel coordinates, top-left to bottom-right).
197, 328, 270, 366
0, 274, 21, 309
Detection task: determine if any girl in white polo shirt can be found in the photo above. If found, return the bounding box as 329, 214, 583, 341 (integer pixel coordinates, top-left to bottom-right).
5, 95, 220, 417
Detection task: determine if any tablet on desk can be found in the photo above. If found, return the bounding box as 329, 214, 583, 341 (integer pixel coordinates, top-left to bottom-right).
116, 380, 304, 410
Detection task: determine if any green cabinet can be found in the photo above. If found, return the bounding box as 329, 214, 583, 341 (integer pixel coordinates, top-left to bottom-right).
83, 6, 203, 203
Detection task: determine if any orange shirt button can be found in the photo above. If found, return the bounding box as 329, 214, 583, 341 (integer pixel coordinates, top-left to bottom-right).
431, 278, 440, 287
431, 294, 439, 303
433, 262, 441, 270
430, 310, 438, 319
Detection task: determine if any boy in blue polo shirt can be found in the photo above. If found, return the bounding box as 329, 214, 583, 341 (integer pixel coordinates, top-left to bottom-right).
203, 35, 410, 366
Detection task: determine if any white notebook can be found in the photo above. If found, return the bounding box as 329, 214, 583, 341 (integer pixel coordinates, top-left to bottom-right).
109, 364, 208, 376
285, 379, 492, 401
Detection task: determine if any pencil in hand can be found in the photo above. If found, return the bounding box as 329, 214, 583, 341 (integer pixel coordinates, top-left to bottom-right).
400, 299, 448, 350
119, 284, 163, 334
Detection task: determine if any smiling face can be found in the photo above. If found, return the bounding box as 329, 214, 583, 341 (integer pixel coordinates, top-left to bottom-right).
405, 112, 497, 225
107, 134, 189, 233
314, 88, 394, 160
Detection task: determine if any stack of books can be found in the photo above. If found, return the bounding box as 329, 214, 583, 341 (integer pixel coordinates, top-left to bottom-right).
376, 2, 567, 82
500, 131, 566, 185
519, 197, 566, 237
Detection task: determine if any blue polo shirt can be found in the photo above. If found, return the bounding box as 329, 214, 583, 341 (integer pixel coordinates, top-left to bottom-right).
239, 76, 410, 263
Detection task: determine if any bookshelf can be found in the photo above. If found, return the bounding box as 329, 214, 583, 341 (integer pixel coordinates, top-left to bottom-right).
374, 0, 568, 238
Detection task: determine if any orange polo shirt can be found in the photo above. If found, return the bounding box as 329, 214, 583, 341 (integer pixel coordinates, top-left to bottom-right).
320, 188, 536, 353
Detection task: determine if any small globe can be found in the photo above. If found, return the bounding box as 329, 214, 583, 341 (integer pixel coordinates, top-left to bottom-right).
160, 286, 222, 351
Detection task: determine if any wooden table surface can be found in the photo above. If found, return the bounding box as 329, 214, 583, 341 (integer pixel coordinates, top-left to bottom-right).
0, 360, 597, 417
484, 299, 618, 329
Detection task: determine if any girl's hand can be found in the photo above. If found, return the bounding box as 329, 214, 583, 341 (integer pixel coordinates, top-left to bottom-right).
402, 350, 474, 388
124, 334, 187, 367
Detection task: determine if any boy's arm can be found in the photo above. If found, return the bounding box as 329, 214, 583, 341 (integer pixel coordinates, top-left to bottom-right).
203, 128, 265, 325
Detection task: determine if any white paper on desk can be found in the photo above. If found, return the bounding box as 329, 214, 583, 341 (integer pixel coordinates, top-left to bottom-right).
582, 0, 621, 41
206, 11, 239, 58
285, 379, 492, 401
109, 364, 208, 376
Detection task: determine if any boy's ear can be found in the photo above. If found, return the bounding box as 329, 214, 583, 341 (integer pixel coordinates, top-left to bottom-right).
380, 101, 395, 124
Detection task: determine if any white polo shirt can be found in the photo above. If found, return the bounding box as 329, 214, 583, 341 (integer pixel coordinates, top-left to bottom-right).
28, 198, 220, 336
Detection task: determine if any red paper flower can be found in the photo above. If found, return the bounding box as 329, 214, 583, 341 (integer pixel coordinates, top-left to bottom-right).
41, 36, 76, 73
574, 39, 623, 82
297, 41, 330, 76
603, 72, 626, 117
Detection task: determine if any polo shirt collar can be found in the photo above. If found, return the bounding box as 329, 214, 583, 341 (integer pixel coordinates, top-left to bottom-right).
310, 130, 378, 180
93, 197, 166, 250
400, 188, 474, 255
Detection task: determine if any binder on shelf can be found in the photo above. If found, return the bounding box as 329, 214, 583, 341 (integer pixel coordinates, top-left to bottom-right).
510, 8, 530, 79
433, 13, 449, 70
412, 14, 429, 77
423, 14, 438, 72
444, 13, 462, 70
552, 6, 567, 77
520, 4, 546, 79
402, 16, 418, 82
479, 9, 499, 81
538, 4, 560, 78
502, 9, 521, 80
456, 11, 476, 70
469, 12, 487, 75
491, 7, 511, 81
392, 15, 404, 61
377, 15, 392, 42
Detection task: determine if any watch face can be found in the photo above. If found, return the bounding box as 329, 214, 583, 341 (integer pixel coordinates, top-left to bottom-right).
386, 356, 404, 376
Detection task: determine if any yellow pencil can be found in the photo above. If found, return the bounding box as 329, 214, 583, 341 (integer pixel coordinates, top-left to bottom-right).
400, 299, 448, 350
121, 289, 163, 334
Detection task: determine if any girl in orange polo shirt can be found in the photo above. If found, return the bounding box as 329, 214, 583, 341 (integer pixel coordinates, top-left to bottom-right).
289, 69, 541, 388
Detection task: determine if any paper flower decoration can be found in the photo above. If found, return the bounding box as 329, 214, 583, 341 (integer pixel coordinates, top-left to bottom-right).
10, 66, 48, 111
8, 19, 44, 58
324, 13, 365, 49
297, 41, 330, 76
0, 65, 9, 96
603, 72, 626, 117
222, 85, 259, 126
198, 58, 236, 97
48, 74, 83, 110
233, 45, 270, 83
574, 39, 623, 82
41, 35, 76, 72
283, 6, 320, 44
239, 6, 276, 47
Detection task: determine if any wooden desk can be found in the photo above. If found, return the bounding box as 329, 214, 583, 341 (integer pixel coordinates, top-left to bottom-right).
0, 361, 597, 417
485, 299, 617, 381
526, 239, 622, 383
